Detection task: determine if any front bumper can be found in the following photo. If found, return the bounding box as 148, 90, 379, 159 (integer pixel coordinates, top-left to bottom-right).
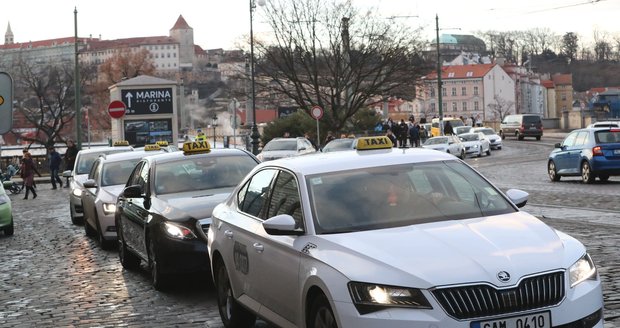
69, 189, 83, 217
153, 232, 210, 274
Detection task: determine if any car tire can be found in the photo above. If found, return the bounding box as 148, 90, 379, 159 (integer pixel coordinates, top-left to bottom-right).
149, 238, 168, 291
486, 148, 491, 156
118, 224, 140, 270
517, 134, 524, 141
4, 216, 14, 236
581, 161, 595, 184
477, 148, 482, 157
536, 136, 541, 141
599, 174, 610, 182
95, 214, 113, 250
215, 260, 256, 328
548, 161, 560, 182
307, 292, 337, 328
460, 150, 465, 159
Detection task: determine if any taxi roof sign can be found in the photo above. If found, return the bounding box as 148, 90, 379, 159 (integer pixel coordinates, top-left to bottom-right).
155, 140, 169, 146
182, 140, 211, 154
356, 136, 393, 150
113, 140, 130, 146
144, 144, 161, 151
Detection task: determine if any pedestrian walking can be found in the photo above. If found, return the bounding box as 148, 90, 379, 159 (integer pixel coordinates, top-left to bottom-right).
409, 123, 421, 148
444, 120, 454, 135
48, 146, 63, 189
63, 139, 78, 188
20, 151, 41, 200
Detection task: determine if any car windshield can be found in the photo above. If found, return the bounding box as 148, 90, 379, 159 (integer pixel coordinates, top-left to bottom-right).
154, 154, 257, 194
76, 150, 128, 174
263, 140, 297, 151
425, 137, 447, 145
323, 139, 355, 152
307, 161, 515, 234
478, 128, 495, 135
460, 134, 480, 142
101, 159, 142, 186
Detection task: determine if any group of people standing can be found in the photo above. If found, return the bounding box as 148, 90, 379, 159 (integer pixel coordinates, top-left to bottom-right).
383, 117, 427, 148
14, 139, 78, 200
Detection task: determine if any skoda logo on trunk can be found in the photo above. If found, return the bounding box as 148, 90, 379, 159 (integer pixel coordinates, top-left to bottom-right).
497, 271, 511, 282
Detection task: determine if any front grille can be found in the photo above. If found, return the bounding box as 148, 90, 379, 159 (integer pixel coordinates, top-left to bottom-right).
431, 271, 565, 320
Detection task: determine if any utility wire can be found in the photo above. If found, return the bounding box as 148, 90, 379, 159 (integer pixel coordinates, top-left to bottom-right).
524, 0, 607, 15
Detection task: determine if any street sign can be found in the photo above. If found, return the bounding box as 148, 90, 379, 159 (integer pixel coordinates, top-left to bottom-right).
121, 88, 173, 115
0, 72, 13, 134
107, 100, 126, 119
311, 105, 323, 120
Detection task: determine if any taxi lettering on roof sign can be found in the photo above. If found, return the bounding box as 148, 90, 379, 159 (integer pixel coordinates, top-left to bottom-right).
183, 140, 211, 154
113, 140, 130, 146
144, 144, 161, 151
356, 136, 393, 150
155, 140, 169, 147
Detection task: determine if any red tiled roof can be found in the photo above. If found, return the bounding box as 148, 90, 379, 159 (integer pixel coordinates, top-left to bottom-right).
194, 44, 206, 55
423, 64, 494, 80
0, 36, 90, 50
171, 15, 191, 30
84, 36, 176, 51
551, 73, 572, 85
541, 80, 554, 88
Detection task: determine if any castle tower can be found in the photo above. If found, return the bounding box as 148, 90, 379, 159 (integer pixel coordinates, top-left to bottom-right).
169, 15, 194, 70
5, 22, 13, 44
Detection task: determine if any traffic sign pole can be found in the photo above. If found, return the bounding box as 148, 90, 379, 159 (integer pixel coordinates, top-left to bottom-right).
311, 106, 323, 148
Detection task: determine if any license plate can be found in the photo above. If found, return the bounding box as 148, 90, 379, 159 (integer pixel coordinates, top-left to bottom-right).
471, 311, 550, 328
529, 127, 537, 130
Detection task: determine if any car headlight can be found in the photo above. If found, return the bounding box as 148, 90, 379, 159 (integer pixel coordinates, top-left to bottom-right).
569, 253, 597, 287
102, 203, 116, 215
348, 282, 432, 314
163, 222, 197, 240
72, 188, 82, 197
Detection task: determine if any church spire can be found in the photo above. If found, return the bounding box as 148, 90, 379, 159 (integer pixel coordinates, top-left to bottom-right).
5, 22, 13, 44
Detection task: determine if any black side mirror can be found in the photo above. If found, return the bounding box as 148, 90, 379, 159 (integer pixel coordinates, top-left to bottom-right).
122, 185, 143, 198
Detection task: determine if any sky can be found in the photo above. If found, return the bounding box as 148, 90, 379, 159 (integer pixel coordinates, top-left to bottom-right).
1, 0, 619, 51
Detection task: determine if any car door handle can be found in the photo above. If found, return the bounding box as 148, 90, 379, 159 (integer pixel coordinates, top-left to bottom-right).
224, 230, 233, 239
253, 243, 264, 253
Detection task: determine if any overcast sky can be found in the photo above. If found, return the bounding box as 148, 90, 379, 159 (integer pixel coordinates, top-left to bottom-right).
2, 0, 618, 50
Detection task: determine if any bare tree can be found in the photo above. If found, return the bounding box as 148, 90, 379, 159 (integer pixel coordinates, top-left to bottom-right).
98, 48, 155, 84
253, 0, 427, 132
487, 95, 515, 122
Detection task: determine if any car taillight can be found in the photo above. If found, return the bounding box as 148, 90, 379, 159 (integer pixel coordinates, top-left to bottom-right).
593, 146, 604, 156
519, 124, 525, 132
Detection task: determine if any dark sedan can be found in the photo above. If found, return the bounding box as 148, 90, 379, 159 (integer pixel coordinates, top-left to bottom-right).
115, 140, 259, 289
548, 127, 620, 183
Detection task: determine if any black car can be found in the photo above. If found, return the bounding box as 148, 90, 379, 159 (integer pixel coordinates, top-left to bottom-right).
115, 140, 259, 289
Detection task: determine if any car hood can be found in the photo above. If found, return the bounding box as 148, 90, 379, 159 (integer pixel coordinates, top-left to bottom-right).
306, 212, 583, 288
74, 174, 88, 186
422, 145, 447, 150
258, 150, 297, 160
152, 191, 232, 221
99, 185, 125, 203
461, 140, 481, 146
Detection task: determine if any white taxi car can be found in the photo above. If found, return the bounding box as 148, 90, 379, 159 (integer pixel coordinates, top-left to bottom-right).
208, 136, 603, 328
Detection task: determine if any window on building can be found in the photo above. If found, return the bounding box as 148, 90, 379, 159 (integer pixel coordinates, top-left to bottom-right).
452, 102, 457, 112
474, 86, 479, 95
430, 103, 435, 112
466, 71, 473, 77
430, 88, 435, 97
474, 101, 479, 110
155, 54, 159, 58
174, 53, 177, 57
461, 87, 467, 96
167, 53, 170, 58
451, 88, 457, 96
443, 103, 447, 111
442, 88, 447, 96
462, 102, 468, 111
448, 72, 455, 78
561, 94, 566, 101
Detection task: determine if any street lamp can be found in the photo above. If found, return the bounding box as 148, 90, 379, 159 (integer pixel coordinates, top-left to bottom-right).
249, 0, 265, 155
435, 14, 443, 136
211, 114, 218, 148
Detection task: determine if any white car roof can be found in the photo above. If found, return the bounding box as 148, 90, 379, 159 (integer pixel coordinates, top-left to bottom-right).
256, 147, 457, 176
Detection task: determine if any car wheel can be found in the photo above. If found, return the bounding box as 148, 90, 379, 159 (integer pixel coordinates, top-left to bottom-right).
581, 161, 595, 184
599, 174, 610, 182
9, 183, 20, 194
84, 215, 96, 237
307, 293, 338, 328
548, 161, 560, 182
486, 148, 491, 156
117, 224, 140, 270
4, 216, 14, 236
149, 238, 168, 290
517, 133, 524, 141
477, 148, 482, 157
95, 214, 113, 250
215, 260, 256, 328
460, 150, 465, 159
536, 136, 541, 141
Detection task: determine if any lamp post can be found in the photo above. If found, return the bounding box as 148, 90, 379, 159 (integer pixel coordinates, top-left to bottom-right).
435, 14, 443, 136
74, 7, 82, 149
211, 115, 218, 148
249, 0, 265, 155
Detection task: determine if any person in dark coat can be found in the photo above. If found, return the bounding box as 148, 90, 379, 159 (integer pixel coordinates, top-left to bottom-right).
63, 139, 78, 188
397, 119, 408, 147
48, 146, 63, 189
20, 151, 41, 199
408, 124, 421, 148
444, 120, 454, 135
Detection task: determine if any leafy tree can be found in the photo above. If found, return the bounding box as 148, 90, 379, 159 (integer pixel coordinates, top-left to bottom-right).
253, 0, 427, 134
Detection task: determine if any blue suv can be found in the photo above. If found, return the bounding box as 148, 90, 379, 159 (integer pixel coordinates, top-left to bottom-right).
548, 127, 620, 183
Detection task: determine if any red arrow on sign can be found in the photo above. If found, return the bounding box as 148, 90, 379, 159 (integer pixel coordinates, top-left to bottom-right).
108, 100, 126, 119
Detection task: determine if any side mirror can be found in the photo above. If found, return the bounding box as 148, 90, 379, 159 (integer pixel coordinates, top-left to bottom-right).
83, 179, 97, 189
554, 143, 562, 148
298, 147, 306, 152
262, 214, 302, 236
506, 189, 528, 208
121, 184, 143, 198
62, 170, 72, 178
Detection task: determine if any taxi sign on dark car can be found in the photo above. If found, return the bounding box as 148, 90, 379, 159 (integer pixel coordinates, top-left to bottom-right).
155, 140, 169, 147
113, 140, 130, 146
356, 136, 393, 150
144, 144, 161, 151
183, 140, 211, 154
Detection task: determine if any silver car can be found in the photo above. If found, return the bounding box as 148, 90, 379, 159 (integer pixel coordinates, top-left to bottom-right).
459, 132, 491, 157
256, 137, 317, 161
422, 135, 465, 159
472, 127, 503, 150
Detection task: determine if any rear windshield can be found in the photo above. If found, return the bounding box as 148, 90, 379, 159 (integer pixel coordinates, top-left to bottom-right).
522, 116, 541, 124
595, 130, 620, 144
